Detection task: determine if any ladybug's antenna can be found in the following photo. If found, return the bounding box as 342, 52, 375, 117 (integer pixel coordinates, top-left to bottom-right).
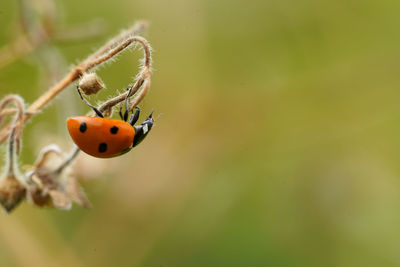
148, 109, 154, 118
76, 87, 104, 118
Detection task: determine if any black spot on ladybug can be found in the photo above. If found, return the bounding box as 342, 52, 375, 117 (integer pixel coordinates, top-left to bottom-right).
110, 126, 119, 134
80, 122, 87, 133
98, 143, 107, 153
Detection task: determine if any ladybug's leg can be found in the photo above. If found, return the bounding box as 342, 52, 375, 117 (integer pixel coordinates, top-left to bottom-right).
129, 107, 141, 126
76, 87, 104, 118
122, 109, 129, 122
119, 106, 124, 120
132, 110, 154, 147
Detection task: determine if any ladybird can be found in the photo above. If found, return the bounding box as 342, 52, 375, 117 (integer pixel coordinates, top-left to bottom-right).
67, 87, 154, 158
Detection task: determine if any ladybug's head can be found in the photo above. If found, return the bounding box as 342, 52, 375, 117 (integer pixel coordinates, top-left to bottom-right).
132, 110, 154, 147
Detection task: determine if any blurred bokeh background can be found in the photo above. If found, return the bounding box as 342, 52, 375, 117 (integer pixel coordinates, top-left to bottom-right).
1, 0, 400, 266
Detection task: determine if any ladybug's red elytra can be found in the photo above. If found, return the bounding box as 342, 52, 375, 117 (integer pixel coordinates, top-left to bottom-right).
67, 87, 154, 158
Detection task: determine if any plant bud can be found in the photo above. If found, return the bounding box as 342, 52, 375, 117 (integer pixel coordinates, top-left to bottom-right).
78, 73, 105, 95
0, 174, 26, 213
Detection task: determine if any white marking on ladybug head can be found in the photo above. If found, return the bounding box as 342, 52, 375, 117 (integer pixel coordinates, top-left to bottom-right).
143, 123, 149, 134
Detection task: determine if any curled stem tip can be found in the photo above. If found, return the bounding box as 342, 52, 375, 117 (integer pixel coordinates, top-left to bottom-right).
0, 95, 26, 154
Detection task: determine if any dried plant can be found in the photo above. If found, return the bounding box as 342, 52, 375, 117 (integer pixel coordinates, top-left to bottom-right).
0, 8, 153, 212
0, 96, 27, 212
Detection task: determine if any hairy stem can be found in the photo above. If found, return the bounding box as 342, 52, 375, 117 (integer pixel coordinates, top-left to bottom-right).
53, 147, 80, 175
0, 95, 25, 154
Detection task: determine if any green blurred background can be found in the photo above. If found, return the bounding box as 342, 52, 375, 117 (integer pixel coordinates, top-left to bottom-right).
1, 0, 400, 266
